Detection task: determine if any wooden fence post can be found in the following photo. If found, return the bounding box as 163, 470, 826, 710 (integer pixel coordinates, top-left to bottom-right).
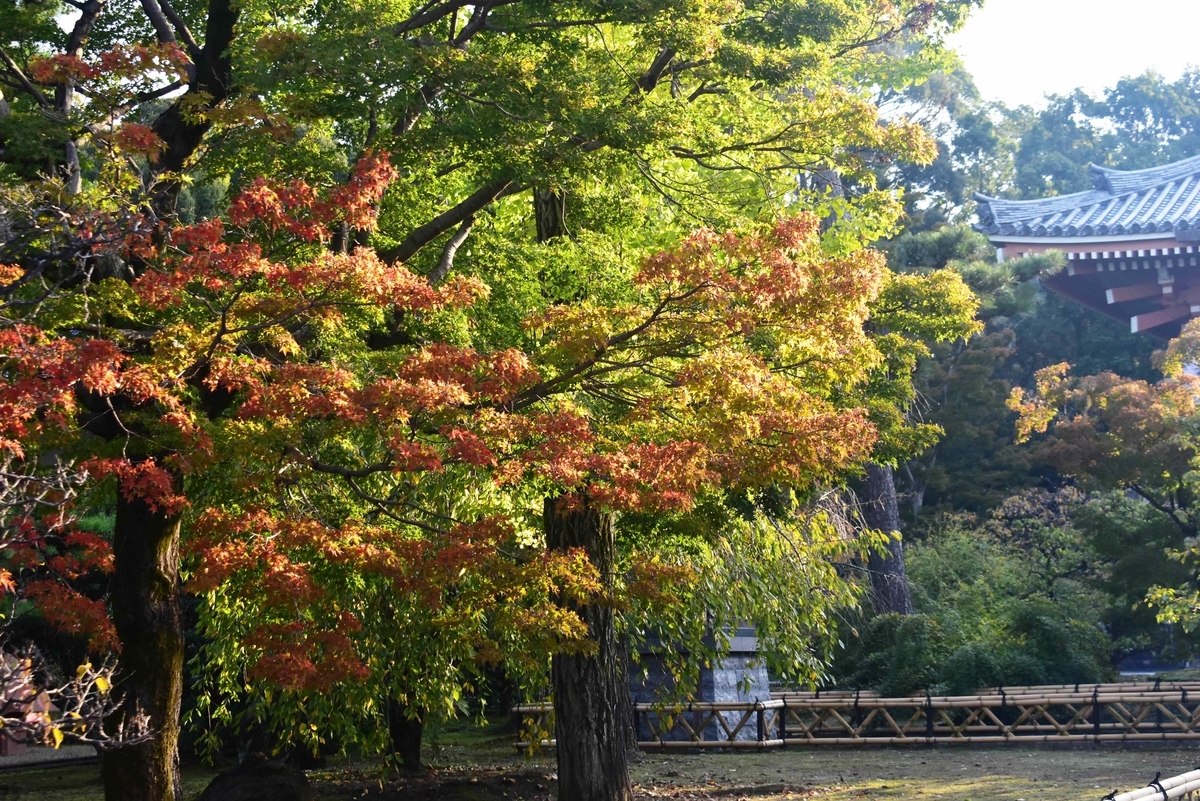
924, 693, 934, 740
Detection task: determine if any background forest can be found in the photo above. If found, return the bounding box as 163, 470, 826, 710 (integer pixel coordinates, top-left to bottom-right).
835, 62, 1200, 695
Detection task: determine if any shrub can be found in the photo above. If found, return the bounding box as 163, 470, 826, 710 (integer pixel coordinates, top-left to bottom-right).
839, 613, 947, 696
938, 643, 1003, 695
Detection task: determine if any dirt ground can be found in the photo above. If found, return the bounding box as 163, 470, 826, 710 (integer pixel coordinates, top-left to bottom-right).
4, 728, 1198, 801
627, 746, 1200, 800
303, 741, 1200, 801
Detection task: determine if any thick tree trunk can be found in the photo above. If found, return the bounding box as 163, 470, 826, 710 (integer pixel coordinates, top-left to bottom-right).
544, 495, 633, 801
102, 479, 185, 801
387, 698, 424, 772
861, 463, 914, 616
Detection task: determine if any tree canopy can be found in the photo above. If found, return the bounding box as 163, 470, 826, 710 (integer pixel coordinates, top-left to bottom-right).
0, 0, 990, 795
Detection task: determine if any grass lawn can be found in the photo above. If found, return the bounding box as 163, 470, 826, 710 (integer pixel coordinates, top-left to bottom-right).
2, 722, 1196, 801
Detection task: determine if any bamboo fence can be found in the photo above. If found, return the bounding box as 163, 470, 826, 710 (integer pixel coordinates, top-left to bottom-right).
1108, 769, 1200, 801
514, 681, 1200, 749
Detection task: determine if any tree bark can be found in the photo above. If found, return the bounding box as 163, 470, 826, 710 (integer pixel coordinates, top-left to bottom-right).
544, 495, 633, 801
58, 0, 108, 195
861, 463, 914, 616
534, 189, 566, 243
148, 0, 238, 216
102, 476, 185, 801
387, 698, 424, 772
535, 181, 632, 801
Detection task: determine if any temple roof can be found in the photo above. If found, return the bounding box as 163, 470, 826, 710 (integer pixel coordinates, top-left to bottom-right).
975, 154, 1200, 239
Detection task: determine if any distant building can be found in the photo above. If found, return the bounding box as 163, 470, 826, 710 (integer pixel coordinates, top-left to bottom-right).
975, 155, 1200, 336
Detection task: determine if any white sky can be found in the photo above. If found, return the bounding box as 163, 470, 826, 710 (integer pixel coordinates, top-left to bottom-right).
946, 0, 1200, 108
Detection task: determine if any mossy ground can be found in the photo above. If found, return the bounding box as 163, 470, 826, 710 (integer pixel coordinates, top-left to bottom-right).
2, 720, 1196, 801
0, 762, 218, 800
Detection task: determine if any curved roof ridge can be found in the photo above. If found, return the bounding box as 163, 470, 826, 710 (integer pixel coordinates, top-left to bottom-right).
974, 155, 1200, 238
973, 190, 1113, 224
1088, 154, 1200, 194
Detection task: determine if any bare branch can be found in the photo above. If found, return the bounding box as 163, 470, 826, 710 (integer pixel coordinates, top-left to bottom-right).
447, 88, 527, 120
392, 84, 446, 136
381, 178, 522, 265
394, 0, 472, 34
451, 0, 506, 47
133, 79, 186, 105
138, 0, 177, 46
428, 216, 474, 285
1130, 483, 1196, 538
0, 655, 153, 750
485, 17, 613, 32
634, 47, 676, 93
0, 46, 52, 108
285, 445, 394, 479
687, 83, 727, 102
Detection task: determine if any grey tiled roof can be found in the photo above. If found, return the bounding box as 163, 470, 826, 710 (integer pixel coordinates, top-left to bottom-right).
975, 154, 1200, 238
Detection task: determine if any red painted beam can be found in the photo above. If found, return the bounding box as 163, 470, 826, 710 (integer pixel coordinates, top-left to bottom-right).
1106, 284, 1165, 304
1130, 306, 1192, 333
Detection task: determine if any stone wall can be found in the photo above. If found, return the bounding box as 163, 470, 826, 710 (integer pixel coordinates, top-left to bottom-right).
629, 629, 770, 742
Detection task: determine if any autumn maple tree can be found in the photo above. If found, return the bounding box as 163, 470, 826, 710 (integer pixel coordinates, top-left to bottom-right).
182, 205, 909, 789
4, 127, 566, 795
1008, 324, 1200, 656
0, 142, 399, 799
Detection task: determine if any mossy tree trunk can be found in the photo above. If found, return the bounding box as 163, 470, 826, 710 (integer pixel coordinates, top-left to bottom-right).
102, 476, 185, 801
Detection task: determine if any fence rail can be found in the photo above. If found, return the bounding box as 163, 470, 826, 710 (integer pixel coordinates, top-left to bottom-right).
1111, 769, 1200, 801
515, 682, 1200, 749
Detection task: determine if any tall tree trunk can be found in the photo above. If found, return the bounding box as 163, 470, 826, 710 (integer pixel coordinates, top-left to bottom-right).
544, 495, 633, 801
861, 463, 914, 616
535, 189, 633, 801
387, 698, 424, 772
102, 478, 184, 801
816, 166, 913, 615
534, 188, 566, 243
57, 0, 107, 195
